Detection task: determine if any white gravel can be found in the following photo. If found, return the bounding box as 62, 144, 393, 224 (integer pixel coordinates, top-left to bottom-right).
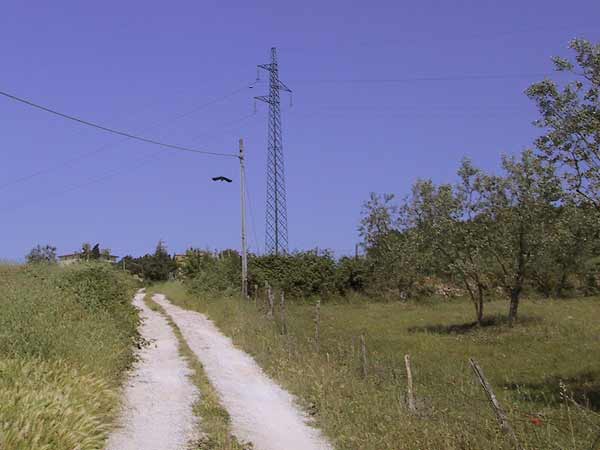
153, 293, 333, 450
105, 290, 199, 450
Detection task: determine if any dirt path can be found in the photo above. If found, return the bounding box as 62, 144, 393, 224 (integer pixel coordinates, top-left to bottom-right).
105, 291, 199, 450
153, 293, 333, 450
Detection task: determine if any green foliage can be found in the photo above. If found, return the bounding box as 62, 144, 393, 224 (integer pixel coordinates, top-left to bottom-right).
25, 244, 57, 264
359, 193, 429, 299
0, 263, 139, 449
249, 250, 337, 298
527, 38, 600, 208
79, 242, 111, 261
334, 256, 370, 294
361, 150, 599, 324
120, 240, 177, 282
179, 248, 343, 300
182, 248, 241, 295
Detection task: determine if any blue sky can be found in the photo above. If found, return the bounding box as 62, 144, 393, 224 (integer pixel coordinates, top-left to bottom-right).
1, 0, 599, 261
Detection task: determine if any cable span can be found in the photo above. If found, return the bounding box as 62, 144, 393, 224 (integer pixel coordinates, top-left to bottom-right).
0, 89, 238, 158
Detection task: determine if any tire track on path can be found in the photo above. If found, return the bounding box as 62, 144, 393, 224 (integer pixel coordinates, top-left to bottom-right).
105, 290, 199, 450
153, 293, 332, 450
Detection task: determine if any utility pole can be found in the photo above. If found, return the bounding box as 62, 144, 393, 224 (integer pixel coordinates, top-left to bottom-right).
239, 138, 249, 299
256, 47, 292, 255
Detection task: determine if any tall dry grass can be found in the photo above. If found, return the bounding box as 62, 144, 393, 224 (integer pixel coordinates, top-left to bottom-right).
0, 263, 139, 449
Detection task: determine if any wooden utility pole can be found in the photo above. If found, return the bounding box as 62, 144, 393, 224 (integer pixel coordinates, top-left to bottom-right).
239, 138, 248, 299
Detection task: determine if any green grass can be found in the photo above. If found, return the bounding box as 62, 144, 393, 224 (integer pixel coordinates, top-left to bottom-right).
0, 263, 140, 450
144, 292, 250, 450
153, 281, 600, 450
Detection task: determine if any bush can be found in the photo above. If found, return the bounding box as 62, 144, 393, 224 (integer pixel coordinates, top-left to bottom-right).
248, 251, 337, 299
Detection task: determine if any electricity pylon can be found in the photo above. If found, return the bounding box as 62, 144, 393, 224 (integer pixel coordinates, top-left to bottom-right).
255, 47, 292, 255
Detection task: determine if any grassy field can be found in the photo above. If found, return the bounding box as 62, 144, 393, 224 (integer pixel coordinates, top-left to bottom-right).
0, 263, 139, 450
154, 281, 600, 450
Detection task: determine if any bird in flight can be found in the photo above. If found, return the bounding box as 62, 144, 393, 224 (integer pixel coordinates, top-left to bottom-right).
212, 176, 233, 183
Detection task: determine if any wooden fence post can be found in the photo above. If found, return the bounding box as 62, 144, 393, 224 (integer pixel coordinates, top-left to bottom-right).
253, 284, 258, 307
404, 354, 417, 413
264, 281, 269, 312
280, 291, 287, 335
469, 358, 522, 450
360, 334, 368, 378
314, 298, 321, 352
267, 285, 275, 318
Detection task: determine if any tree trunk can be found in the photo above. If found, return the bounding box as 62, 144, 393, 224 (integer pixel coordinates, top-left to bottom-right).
507, 287, 521, 327
557, 271, 568, 298
476, 284, 484, 325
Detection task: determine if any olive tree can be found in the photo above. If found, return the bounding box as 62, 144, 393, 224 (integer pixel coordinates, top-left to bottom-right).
359, 193, 427, 299
527, 38, 600, 208
26, 244, 57, 264
478, 150, 562, 326
406, 161, 491, 324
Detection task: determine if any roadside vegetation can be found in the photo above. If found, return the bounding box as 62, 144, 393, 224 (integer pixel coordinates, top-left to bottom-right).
0, 263, 139, 450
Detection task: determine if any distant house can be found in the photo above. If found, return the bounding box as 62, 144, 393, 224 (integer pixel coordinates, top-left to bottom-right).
58, 252, 119, 266
174, 254, 188, 266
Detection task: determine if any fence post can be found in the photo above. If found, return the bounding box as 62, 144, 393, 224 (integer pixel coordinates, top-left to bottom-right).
267, 284, 275, 318
254, 284, 258, 307
360, 334, 368, 378
280, 291, 287, 335
314, 298, 321, 352
264, 281, 269, 313
469, 358, 522, 450
404, 354, 417, 413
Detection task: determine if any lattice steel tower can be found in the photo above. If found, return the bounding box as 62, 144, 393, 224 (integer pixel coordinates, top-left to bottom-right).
256, 47, 292, 255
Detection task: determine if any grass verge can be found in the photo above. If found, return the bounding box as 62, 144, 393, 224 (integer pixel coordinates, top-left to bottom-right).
0, 263, 140, 450
144, 291, 250, 450
152, 280, 600, 450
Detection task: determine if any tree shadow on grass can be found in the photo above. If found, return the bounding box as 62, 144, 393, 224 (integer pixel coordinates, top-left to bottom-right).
407, 314, 543, 335
504, 372, 600, 412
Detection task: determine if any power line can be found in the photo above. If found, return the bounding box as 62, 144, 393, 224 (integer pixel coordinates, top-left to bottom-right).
1, 149, 166, 215
288, 73, 549, 84
0, 83, 256, 192
0, 89, 239, 158
0, 107, 258, 213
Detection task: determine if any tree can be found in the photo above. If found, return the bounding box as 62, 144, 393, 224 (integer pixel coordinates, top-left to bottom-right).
26, 244, 57, 264
81, 243, 92, 261
527, 38, 600, 208
478, 150, 562, 326
91, 244, 101, 260
142, 240, 177, 282
530, 203, 599, 297
406, 164, 491, 324
359, 193, 427, 299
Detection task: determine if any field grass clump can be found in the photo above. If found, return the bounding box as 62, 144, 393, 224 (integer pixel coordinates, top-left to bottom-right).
0, 263, 139, 449
155, 281, 600, 450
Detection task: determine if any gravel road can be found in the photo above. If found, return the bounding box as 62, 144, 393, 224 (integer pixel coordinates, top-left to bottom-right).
153, 293, 332, 450
105, 290, 199, 450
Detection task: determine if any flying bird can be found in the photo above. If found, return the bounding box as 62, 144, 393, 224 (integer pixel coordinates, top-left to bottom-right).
212, 176, 233, 183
